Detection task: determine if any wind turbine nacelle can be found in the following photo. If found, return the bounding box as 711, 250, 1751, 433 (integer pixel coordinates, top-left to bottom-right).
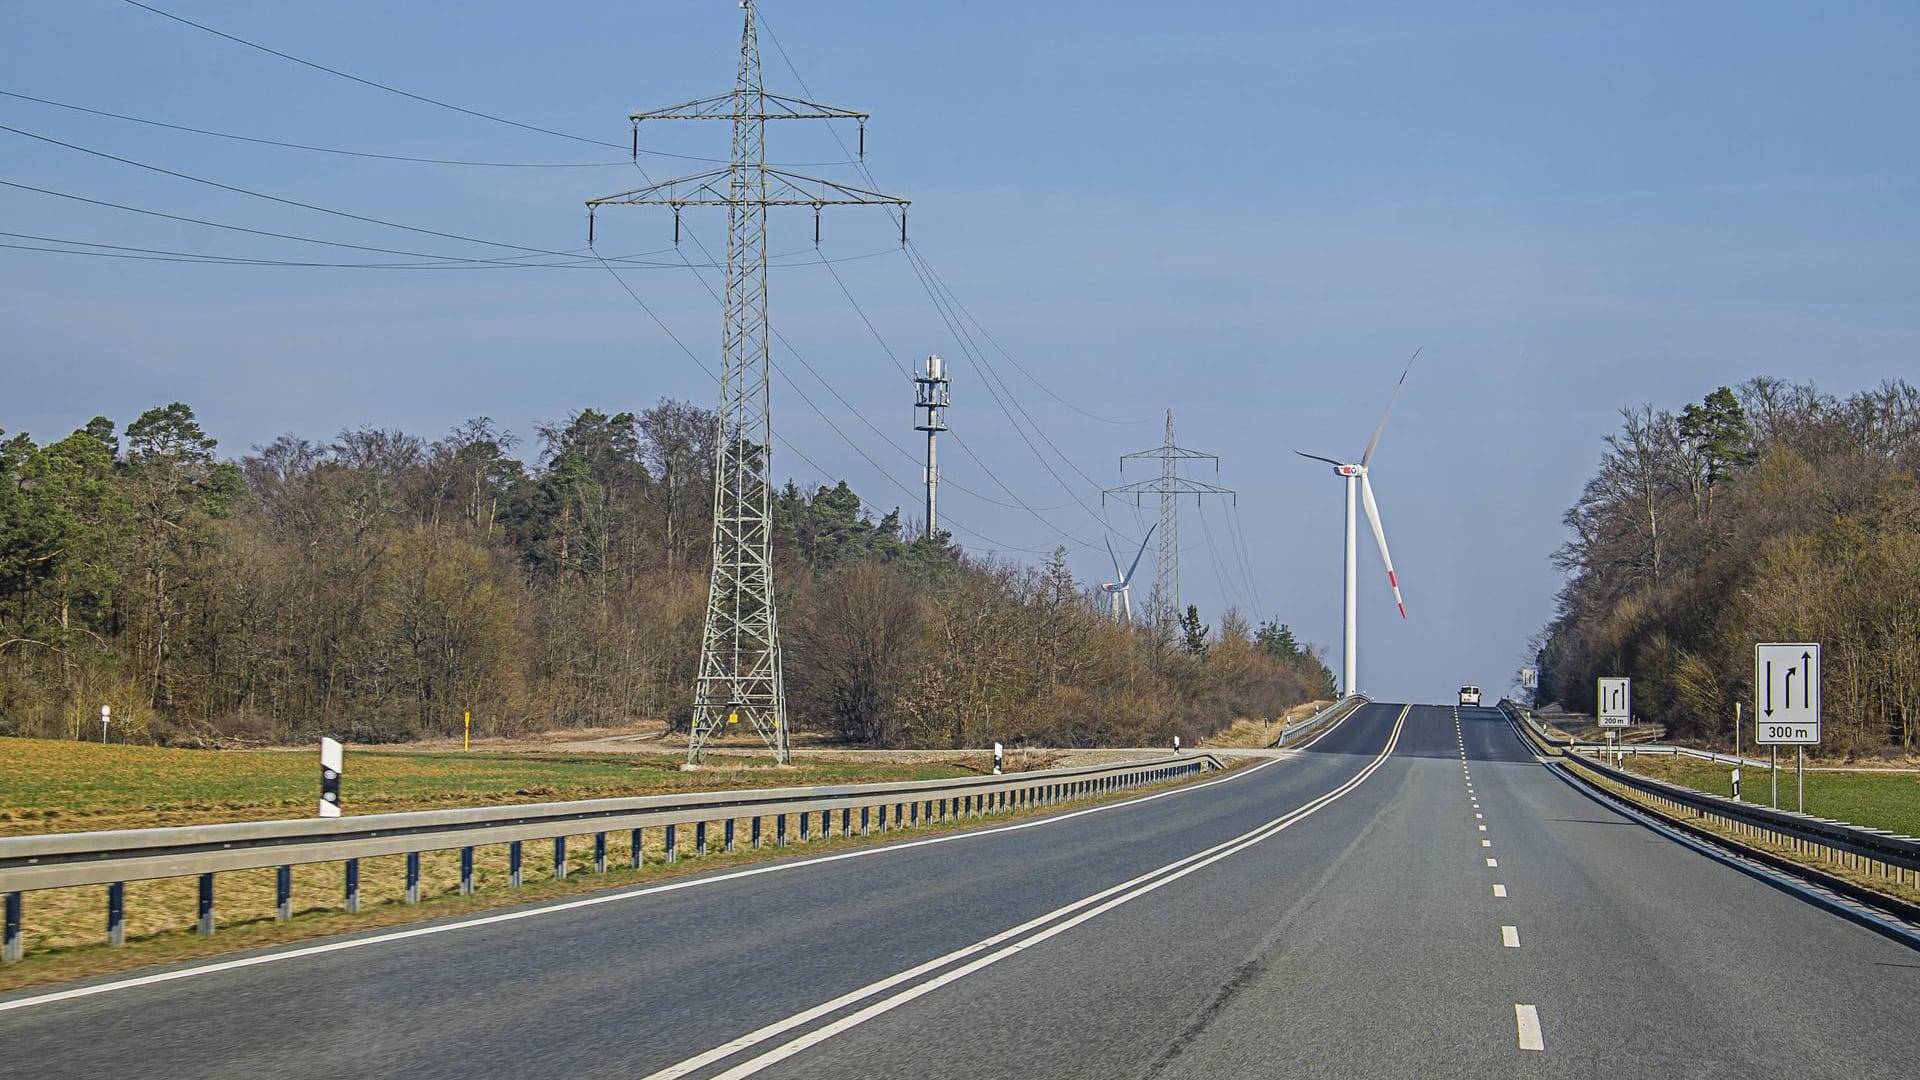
1336, 464, 1361, 477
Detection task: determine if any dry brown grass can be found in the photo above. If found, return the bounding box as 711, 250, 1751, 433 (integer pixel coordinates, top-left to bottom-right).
1200, 702, 1330, 750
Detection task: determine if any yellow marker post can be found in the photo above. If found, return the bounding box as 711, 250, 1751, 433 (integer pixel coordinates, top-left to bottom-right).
464, 710, 471, 751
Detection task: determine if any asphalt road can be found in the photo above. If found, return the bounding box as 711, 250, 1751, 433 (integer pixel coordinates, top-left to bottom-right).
4, 702, 1917, 1079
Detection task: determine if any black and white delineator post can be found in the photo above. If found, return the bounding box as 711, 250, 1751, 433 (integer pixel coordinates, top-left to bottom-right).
1173, 735, 1181, 754
319, 737, 343, 818
992, 742, 1003, 775
1731, 768, 1742, 802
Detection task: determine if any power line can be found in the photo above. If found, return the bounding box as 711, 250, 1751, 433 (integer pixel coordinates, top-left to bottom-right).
0, 89, 632, 168
0, 121, 578, 257
0, 177, 645, 267
0, 88, 851, 169
757, 10, 1142, 429
1223, 500, 1265, 613
118, 0, 632, 152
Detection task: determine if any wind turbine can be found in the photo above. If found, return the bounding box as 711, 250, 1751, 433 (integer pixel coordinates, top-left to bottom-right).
1295, 349, 1420, 695
1101, 525, 1156, 622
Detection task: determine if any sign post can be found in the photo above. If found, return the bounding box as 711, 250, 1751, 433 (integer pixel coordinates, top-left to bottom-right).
1753, 642, 1819, 814
99, 704, 110, 745
464, 710, 471, 752
1597, 677, 1631, 729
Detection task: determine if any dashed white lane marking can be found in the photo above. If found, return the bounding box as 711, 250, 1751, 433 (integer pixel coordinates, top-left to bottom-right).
1487, 858, 1498, 867
1478, 825, 1487, 831
1502, 925, 1521, 948
1493, 884, 1508, 898
1515, 1004, 1544, 1051
1481, 839, 1492, 847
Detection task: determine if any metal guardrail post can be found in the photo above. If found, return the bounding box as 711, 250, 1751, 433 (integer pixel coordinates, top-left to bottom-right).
630, 829, 643, 870
345, 858, 361, 912
554, 836, 568, 881
196, 873, 214, 935
108, 881, 126, 945
509, 841, 523, 887
405, 852, 421, 903
595, 832, 608, 873
461, 847, 475, 894
664, 825, 677, 864
4, 892, 19, 961
277, 865, 292, 920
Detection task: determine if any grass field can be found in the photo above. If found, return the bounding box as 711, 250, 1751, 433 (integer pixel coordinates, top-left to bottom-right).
0, 736, 981, 836
1617, 755, 1920, 837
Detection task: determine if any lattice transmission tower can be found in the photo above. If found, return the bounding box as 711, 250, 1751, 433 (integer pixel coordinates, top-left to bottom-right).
587, 2, 909, 764
1104, 411, 1234, 632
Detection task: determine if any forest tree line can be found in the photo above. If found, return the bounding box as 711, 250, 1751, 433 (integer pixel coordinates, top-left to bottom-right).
0, 402, 1332, 747
1539, 378, 1920, 750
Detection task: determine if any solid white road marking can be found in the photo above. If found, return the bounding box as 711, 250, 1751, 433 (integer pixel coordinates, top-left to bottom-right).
1502, 925, 1520, 948
1487, 858, 1498, 867
1515, 1004, 1544, 1050
0, 723, 1317, 1017
647, 708, 1417, 1080
1493, 884, 1508, 898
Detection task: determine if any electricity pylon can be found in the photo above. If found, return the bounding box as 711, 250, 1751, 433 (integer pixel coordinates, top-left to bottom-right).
587, 1, 909, 764
1103, 411, 1234, 633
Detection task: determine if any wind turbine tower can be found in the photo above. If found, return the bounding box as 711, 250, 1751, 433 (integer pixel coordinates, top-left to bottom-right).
586, 2, 910, 764
1105, 412, 1234, 633
1295, 350, 1421, 695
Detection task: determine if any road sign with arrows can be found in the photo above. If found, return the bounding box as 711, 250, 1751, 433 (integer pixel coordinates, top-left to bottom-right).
1598, 676, 1631, 727
1754, 642, 1821, 745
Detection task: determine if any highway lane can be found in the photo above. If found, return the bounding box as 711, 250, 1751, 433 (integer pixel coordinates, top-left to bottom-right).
0, 703, 1409, 1080
740, 705, 1920, 1080
9, 700, 1917, 1079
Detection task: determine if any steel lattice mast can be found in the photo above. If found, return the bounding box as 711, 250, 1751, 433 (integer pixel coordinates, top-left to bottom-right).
588, 1, 909, 764
1104, 411, 1234, 633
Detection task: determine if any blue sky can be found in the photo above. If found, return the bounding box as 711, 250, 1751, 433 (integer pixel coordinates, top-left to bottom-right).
4, 1, 1916, 703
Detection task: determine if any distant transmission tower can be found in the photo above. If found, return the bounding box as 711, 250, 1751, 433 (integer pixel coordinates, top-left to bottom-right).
1104, 411, 1234, 632
587, 1, 909, 764
914, 354, 950, 540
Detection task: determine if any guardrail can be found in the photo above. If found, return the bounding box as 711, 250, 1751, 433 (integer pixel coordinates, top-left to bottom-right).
1499, 699, 1920, 908
0, 750, 1223, 962
1569, 743, 1772, 768
1270, 694, 1370, 748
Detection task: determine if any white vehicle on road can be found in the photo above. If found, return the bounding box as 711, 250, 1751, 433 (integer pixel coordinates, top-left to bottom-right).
1458, 686, 1482, 706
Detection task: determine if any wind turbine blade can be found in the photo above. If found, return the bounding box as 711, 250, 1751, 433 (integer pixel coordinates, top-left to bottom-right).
1106, 536, 1124, 583
1294, 450, 1347, 468
1360, 473, 1407, 619
1123, 523, 1156, 585
1360, 346, 1422, 468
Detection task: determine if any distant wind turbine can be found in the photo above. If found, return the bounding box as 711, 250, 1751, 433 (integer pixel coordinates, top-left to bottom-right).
1101, 525, 1156, 622
1295, 348, 1420, 695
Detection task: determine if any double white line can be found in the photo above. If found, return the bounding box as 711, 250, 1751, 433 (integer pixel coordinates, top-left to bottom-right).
645, 704, 1412, 1080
